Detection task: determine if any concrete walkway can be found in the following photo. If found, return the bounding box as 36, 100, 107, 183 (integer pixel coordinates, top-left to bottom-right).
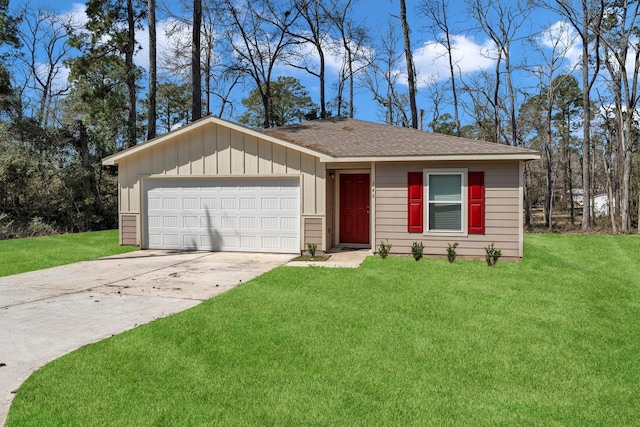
0, 251, 292, 425
285, 248, 371, 268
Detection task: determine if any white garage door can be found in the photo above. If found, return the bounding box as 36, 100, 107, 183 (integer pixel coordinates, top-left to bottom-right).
144, 178, 300, 253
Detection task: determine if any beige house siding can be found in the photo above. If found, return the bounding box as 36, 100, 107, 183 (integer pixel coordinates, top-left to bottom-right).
374, 161, 523, 258
304, 217, 323, 248
325, 172, 335, 250
116, 121, 326, 249
120, 214, 138, 246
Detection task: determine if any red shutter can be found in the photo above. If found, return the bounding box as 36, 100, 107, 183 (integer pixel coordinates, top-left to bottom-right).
408, 172, 423, 233
468, 171, 485, 234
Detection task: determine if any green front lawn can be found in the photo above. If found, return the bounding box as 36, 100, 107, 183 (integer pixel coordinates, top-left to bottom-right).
0, 230, 138, 277
7, 234, 640, 425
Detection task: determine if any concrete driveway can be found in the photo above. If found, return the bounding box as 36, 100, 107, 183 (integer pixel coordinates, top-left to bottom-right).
0, 250, 292, 425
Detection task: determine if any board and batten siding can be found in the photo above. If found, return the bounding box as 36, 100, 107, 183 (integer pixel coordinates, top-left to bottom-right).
374, 161, 523, 258
116, 121, 326, 249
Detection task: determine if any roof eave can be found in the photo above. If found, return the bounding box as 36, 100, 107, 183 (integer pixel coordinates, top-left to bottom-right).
321, 153, 541, 163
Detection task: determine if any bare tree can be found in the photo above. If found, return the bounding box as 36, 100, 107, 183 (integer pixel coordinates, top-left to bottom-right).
288, 0, 331, 118
461, 71, 503, 142
192, 0, 202, 120
125, 0, 138, 147
399, 0, 418, 128
161, 2, 239, 119
551, 0, 604, 231
526, 21, 580, 229
16, 7, 74, 128
222, 0, 299, 128
363, 23, 409, 126
420, 0, 461, 136
328, 0, 368, 118
466, 0, 528, 146
148, 0, 157, 139
597, 0, 640, 233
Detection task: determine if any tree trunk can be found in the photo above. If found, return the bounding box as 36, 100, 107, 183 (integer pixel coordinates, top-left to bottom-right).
493, 49, 502, 143
399, 0, 418, 128
544, 143, 553, 229
348, 47, 354, 118
147, 0, 157, 140
126, 0, 137, 147
319, 48, 326, 118
505, 44, 517, 145
192, 0, 202, 121
262, 85, 272, 128
580, 0, 591, 231
567, 150, 574, 225
604, 150, 618, 233
545, 86, 554, 229
621, 142, 632, 232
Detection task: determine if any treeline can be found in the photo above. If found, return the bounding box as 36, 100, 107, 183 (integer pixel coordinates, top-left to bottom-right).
0, 0, 639, 238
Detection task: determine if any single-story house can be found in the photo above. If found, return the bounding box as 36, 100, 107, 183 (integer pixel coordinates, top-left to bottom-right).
102, 116, 540, 259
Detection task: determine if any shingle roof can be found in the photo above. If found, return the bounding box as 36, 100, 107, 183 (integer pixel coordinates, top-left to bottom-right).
262, 117, 538, 159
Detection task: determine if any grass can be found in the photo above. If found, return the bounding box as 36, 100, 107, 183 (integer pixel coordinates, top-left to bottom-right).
7, 234, 640, 425
0, 230, 138, 277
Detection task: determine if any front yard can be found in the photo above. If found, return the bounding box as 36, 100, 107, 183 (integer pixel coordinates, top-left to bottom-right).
0, 230, 138, 277
7, 234, 640, 425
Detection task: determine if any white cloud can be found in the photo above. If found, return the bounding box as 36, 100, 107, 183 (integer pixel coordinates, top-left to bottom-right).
274, 34, 373, 83
410, 34, 496, 87
55, 2, 176, 73
64, 3, 89, 27
135, 18, 179, 72
539, 20, 581, 67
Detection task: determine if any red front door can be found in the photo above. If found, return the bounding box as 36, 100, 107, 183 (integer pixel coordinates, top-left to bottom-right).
340, 173, 370, 244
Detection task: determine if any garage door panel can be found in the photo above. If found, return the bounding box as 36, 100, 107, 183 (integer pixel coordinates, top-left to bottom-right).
145, 178, 300, 253
221, 216, 238, 229
280, 217, 298, 230
183, 198, 198, 209
200, 198, 216, 209
240, 217, 256, 229
163, 234, 179, 246
280, 198, 298, 211
240, 198, 255, 210
163, 216, 178, 228
240, 236, 256, 248
183, 216, 199, 228
261, 198, 278, 211
221, 198, 237, 209
199, 216, 213, 229
163, 198, 178, 209
281, 237, 298, 250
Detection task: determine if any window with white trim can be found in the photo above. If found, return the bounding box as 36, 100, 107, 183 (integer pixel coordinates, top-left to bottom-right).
425, 170, 467, 233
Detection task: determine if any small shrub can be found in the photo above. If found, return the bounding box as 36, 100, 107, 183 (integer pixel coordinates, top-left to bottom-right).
378, 240, 392, 259
446, 242, 459, 263
306, 242, 318, 258
27, 217, 56, 237
484, 243, 502, 267
411, 241, 424, 261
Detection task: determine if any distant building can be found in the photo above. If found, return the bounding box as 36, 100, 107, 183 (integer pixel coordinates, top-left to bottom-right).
570, 189, 609, 216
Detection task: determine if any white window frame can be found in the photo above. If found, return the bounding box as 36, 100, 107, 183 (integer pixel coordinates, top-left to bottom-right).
424, 168, 468, 236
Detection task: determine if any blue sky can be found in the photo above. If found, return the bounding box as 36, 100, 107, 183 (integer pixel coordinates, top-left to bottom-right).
13, 0, 580, 128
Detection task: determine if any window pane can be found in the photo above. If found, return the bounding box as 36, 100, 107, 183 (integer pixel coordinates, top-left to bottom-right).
429, 203, 462, 231
429, 174, 461, 202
